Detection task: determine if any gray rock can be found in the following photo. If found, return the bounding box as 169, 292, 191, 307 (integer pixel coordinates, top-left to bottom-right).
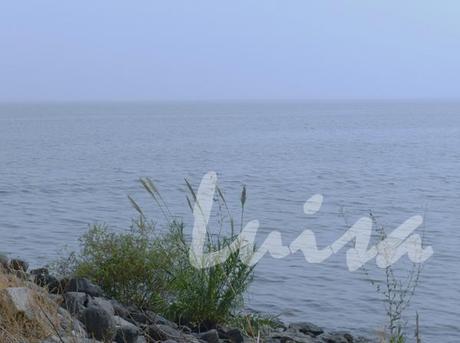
289, 322, 324, 337
127, 307, 149, 324
147, 311, 178, 329
228, 328, 245, 343
41, 336, 102, 343
353, 336, 378, 343
111, 299, 131, 318
64, 277, 103, 297
127, 307, 178, 328
62, 291, 93, 316
328, 331, 353, 343
57, 306, 87, 338
184, 334, 206, 343
0, 286, 63, 338
62, 292, 122, 341
31, 267, 60, 291
93, 296, 115, 316
318, 332, 352, 343
114, 315, 140, 343
180, 325, 193, 334
80, 305, 116, 341
0, 287, 37, 320
146, 324, 182, 341
269, 331, 315, 343
217, 326, 245, 343
51, 277, 71, 294
47, 277, 64, 294
353, 337, 377, 343
198, 329, 220, 343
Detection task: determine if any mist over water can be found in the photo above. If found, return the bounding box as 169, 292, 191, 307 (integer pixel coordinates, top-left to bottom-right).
0, 102, 459, 342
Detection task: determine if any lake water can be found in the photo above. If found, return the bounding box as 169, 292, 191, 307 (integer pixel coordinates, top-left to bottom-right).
0, 102, 459, 342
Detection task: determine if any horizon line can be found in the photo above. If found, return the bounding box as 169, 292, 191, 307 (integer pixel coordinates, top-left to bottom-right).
2, 98, 460, 105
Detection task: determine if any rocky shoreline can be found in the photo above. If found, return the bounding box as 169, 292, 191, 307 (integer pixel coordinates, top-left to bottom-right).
0, 258, 377, 343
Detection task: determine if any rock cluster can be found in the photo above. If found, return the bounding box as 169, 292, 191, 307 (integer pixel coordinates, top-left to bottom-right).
0, 258, 377, 343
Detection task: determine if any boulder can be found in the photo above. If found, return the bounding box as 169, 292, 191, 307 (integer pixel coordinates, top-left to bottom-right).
145, 324, 182, 341
217, 326, 245, 343
147, 311, 178, 328
329, 331, 353, 343
0, 287, 40, 320
0, 287, 58, 340
126, 306, 149, 324
30, 268, 60, 291
63, 277, 103, 297
269, 331, 315, 343
184, 334, 206, 343
126, 307, 177, 328
288, 322, 324, 337
197, 329, 220, 343
180, 325, 193, 334
80, 305, 116, 341
57, 306, 87, 338
354, 336, 378, 343
111, 299, 131, 318
318, 332, 353, 343
51, 277, 71, 294
93, 296, 115, 316
114, 315, 140, 343
228, 328, 246, 343
41, 336, 102, 343
62, 291, 93, 316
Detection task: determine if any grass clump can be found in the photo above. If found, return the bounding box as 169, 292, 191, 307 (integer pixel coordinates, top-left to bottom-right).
163, 221, 255, 329
56, 177, 256, 330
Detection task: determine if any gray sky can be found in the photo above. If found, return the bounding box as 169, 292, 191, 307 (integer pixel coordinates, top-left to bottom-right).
1, 1, 459, 102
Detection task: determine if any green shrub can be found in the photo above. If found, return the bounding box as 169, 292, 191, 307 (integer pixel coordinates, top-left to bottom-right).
56, 177, 255, 329
73, 219, 171, 310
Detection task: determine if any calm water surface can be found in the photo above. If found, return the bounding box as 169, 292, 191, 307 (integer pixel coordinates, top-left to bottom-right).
0, 102, 459, 342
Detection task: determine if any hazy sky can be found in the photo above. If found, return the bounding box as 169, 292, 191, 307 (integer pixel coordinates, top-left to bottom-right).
1, 1, 459, 101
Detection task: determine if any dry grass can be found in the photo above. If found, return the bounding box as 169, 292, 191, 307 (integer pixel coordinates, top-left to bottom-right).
0, 267, 61, 343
